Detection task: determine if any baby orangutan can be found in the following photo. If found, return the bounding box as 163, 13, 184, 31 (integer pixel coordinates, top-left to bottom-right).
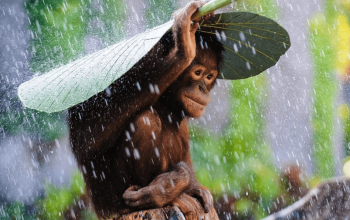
68, 1, 224, 219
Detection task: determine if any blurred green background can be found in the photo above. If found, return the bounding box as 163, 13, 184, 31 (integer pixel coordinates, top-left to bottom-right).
2, 0, 350, 219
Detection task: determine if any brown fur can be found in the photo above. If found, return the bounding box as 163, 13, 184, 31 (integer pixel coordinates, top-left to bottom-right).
68, 1, 224, 219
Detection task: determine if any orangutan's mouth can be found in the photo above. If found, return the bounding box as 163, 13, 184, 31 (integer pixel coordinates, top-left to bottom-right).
185, 95, 206, 107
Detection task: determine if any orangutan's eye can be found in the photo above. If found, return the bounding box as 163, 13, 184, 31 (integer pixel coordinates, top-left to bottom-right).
207, 74, 213, 80
194, 70, 201, 76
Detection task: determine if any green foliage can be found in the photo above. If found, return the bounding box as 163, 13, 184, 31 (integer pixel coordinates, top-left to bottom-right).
7, 0, 90, 141
0, 105, 67, 141
37, 170, 96, 220
191, 76, 281, 218
234, 0, 279, 19
190, 1, 285, 218
25, 0, 88, 73
309, 2, 338, 179
0, 171, 96, 220
88, 0, 126, 45
338, 0, 350, 167
145, 0, 177, 28
344, 111, 350, 156
324, 0, 337, 17
0, 202, 37, 220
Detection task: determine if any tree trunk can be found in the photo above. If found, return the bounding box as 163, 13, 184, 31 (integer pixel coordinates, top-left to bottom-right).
112, 206, 219, 220
263, 178, 350, 220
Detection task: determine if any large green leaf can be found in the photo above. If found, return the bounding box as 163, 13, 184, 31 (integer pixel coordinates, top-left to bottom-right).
198, 12, 290, 79
18, 20, 173, 113
18, 12, 290, 113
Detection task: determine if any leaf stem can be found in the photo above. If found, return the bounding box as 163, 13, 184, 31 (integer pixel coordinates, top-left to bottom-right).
191, 0, 234, 20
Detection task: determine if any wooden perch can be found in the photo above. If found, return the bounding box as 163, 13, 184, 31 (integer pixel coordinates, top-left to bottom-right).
263, 178, 350, 220
111, 206, 219, 220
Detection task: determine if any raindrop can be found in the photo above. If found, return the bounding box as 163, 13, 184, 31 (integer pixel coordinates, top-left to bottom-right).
130, 123, 135, 132
55, 139, 61, 148
125, 147, 131, 157
155, 147, 160, 157
252, 47, 256, 55
125, 131, 131, 140
181, 110, 185, 118
200, 36, 204, 49
215, 30, 221, 41
35, 20, 42, 34
82, 166, 87, 174
233, 43, 238, 52
223, 194, 228, 203
133, 149, 140, 159
63, 23, 67, 31
102, 171, 105, 179
136, 82, 141, 91
105, 87, 111, 96
159, 186, 165, 194
170, 179, 175, 187
239, 31, 245, 42
154, 84, 160, 94
168, 115, 172, 123
221, 31, 226, 41
214, 155, 220, 165
149, 83, 155, 93
29, 138, 33, 149
143, 116, 151, 126
246, 62, 251, 70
